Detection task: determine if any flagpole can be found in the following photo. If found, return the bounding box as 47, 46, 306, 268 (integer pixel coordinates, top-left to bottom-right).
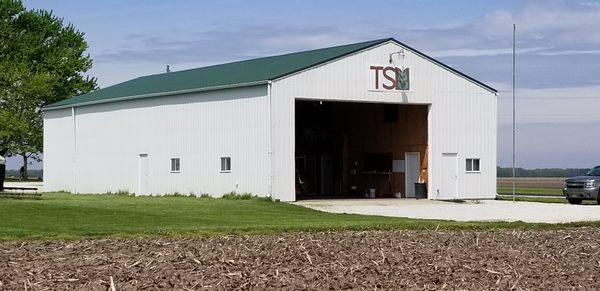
512, 24, 516, 203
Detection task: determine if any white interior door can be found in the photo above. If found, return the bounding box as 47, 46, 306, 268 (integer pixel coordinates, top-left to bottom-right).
441, 153, 458, 199
138, 154, 149, 195
405, 152, 420, 198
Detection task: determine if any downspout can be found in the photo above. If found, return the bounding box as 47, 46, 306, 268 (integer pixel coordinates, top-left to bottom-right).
267, 81, 274, 198
72, 106, 77, 194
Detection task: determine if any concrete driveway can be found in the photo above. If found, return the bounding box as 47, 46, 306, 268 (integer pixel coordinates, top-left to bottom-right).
295, 199, 600, 223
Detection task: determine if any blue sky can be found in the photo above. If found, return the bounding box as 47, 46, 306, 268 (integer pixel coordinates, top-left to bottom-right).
9, 0, 600, 169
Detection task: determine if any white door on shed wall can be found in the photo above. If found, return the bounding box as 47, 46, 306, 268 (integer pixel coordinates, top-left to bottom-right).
405, 152, 420, 198
138, 154, 149, 195
441, 153, 458, 199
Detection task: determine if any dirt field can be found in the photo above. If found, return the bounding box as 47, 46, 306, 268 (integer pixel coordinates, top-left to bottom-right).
497, 177, 565, 189
1, 229, 599, 290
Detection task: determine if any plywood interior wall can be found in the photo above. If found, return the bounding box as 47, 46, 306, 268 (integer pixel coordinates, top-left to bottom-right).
335, 104, 428, 197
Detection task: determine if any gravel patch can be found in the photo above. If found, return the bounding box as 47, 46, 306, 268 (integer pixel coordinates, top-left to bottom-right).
297, 199, 600, 223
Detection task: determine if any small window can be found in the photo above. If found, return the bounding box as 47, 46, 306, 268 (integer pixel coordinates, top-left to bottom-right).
466, 158, 480, 172
171, 158, 180, 172
221, 157, 231, 172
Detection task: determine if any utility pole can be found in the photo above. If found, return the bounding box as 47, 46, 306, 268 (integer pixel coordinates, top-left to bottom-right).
512, 24, 516, 202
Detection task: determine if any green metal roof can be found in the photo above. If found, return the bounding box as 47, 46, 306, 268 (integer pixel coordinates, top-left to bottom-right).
45, 38, 496, 110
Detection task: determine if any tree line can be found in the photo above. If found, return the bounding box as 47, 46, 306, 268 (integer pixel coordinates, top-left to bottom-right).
497, 167, 590, 177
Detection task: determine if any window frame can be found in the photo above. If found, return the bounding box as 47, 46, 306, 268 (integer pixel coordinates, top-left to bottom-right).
170, 157, 181, 173
220, 157, 231, 173
466, 158, 481, 173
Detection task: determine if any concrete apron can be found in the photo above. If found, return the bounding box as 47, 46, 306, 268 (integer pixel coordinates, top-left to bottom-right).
295, 198, 600, 224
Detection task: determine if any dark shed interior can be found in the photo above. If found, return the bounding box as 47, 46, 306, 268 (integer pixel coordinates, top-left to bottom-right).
295, 100, 428, 199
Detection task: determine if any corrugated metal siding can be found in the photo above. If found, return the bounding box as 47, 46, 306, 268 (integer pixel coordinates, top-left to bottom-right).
271, 41, 497, 200
43, 109, 75, 192
270, 84, 295, 201
45, 85, 271, 196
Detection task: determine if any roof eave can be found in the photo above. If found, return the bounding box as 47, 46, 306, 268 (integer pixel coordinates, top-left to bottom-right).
42, 80, 269, 111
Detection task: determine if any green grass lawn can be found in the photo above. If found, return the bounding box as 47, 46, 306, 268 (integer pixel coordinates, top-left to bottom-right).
2, 192, 600, 241
497, 187, 563, 196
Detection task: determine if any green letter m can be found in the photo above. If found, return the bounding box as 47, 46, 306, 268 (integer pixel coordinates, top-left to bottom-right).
395, 68, 409, 90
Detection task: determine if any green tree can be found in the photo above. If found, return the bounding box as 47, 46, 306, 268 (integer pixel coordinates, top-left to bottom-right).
0, 0, 96, 178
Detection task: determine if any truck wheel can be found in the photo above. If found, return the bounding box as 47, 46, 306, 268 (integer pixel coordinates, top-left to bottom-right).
567, 198, 582, 205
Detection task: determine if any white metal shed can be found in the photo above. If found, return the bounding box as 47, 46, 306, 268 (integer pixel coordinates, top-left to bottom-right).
43, 38, 497, 201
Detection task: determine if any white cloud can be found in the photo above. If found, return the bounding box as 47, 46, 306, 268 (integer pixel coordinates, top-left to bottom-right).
476, 3, 600, 45
537, 49, 600, 56
497, 85, 600, 125
578, 1, 600, 8
429, 46, 547, 58
261, 34, 355, 51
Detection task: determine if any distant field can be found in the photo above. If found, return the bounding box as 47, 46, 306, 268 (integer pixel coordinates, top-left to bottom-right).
497, 177, 565, 188
497, 177, 565, 196
497, 187, 562, 196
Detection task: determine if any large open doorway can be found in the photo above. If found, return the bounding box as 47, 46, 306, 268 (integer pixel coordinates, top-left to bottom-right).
295, 100, 429, 199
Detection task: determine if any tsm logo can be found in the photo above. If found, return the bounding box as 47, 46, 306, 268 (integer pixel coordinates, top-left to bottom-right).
369, 66, 410, 90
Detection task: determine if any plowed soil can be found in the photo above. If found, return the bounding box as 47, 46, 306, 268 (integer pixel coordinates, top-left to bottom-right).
1, 229, 599, 290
